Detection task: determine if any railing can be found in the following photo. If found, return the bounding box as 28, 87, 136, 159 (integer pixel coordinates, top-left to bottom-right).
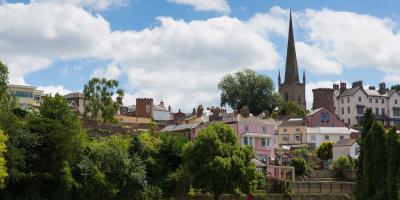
290, 181, 355, 195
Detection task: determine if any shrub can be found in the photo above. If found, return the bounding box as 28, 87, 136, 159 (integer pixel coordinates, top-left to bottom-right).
267, 176, 291, 194
332, 156, 354, 180
291, 157, 307, 176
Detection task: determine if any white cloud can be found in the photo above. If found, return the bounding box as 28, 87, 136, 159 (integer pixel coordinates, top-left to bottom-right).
91, 63, 122, 79
31, 0, 128, 11
37, 85, 73, 95
166, 0, 230, 14
383, 74, 400, 84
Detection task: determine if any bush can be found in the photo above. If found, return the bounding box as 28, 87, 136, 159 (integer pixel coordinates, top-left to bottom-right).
291, 157, 307, 176
267, 176, 291, 194
332, 156, 354, 180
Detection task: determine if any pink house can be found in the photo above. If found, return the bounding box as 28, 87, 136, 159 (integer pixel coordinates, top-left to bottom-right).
305, 107, 347, 127
194, 113, 275, 162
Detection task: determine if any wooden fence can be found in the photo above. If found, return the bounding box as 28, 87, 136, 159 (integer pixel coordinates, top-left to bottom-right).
290, 181, 355, 195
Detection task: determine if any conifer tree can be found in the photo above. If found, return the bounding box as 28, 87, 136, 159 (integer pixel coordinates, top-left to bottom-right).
386, 127, 399, 200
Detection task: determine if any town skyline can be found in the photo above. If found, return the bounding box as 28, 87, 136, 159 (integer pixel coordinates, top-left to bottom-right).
1, 0, 400, 111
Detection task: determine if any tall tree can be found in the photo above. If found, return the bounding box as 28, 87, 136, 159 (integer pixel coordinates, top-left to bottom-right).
356, 108, 375, 199
391, 84, 400, 91
386, 127, 399, 200
0, 61, 14, 112
183, 123, 257, 200
218, 68, 280, 116
83, 78, 124, 124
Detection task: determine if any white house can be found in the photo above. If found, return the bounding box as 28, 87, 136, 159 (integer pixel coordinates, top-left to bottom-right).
333, 81, 400, 127
332, 139, 360, 160
307, 127, 356, 148
153, 100, 172, 121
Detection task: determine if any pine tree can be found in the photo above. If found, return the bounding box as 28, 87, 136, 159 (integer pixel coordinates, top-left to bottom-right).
370, 122, 387, 199
386, 127, 399, 200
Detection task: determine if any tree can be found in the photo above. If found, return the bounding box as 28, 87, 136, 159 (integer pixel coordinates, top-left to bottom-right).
218, 68, 280, 116
276, 101, 306, 117
0, 61, 14, 112
83, 78, 124, 124
129, 134, 144, 158
0, 129, 7, 189
183, 123, 257, 200
291, 157, 307, 176
385, 127, 399, 200
332, 156, 354, 180
391, 84, 400, 91
317, 141, 333, 162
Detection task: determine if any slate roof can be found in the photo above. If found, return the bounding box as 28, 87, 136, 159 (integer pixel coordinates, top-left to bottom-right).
161, 122, 202, 132
307, 127, 352, 135
280, 118, 305, 126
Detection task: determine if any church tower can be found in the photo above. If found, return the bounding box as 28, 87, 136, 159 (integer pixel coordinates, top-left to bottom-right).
278, 11, 306, 109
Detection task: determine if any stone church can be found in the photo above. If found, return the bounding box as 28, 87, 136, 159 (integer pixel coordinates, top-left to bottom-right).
278, 11, 306, 109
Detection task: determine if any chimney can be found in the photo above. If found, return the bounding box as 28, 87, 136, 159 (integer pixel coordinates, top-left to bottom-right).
369, 86, 376, 90
159, 100, 165, 108
192, 108, 196, 115
240, 106, 250, 118
352, 80, 363, 88
333, 84, 339, 90
379, 82, 386, 94
196, 105, 204, 118
340, 82, 347, 93
168, 105, 171, 112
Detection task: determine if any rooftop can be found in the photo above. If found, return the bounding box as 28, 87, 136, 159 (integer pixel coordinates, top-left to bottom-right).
333, 139, 357, 147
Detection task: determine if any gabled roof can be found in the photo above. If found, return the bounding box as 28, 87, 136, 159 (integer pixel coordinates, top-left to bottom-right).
338, 86, 363, 97
161, 122, 202, 132
306, 108, 323, 116
280, 118, 305, 126
333, 139, 357, 147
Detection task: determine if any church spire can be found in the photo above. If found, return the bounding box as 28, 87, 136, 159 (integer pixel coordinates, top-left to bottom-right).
284, 10, 300, 84
278, 69, 281, 85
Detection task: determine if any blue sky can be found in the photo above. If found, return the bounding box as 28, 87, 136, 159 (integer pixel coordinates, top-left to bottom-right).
1, 0, 400, 110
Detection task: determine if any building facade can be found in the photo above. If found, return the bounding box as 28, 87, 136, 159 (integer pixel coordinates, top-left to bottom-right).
307, 127, 353, 148
278, 118, 307, 146
332, 81, 400, 126
305, 107, 347, 128
9, 84, 45, 109
278, 11, 306, 109
332, 139, 360, 161
64, 92, 86, 115
312, 88, 334, 111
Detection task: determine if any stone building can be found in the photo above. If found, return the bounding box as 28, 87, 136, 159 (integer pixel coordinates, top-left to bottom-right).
136, 98, 154, 119
312, 88, 334, 111
278, 11, 306, 109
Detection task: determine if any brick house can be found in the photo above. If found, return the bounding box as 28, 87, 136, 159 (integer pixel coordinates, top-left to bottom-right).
305, 107, 346, 128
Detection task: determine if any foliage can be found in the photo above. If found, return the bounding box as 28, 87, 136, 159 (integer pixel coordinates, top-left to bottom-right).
332, 156, 354, 180
385, 127, 400, 200
183, 123, 257, 200
276, 101, 306, 117
218, 68, 280, 116
0, 129, 7, 189
391, 84, 400, 91
317, 141, 333, 162
267, 176, 291, 194
0, 62, 14, 112
291, 157, 307, 176
83, 77, 124, 124
361, 122, 387, 200
129, 134, 144, 158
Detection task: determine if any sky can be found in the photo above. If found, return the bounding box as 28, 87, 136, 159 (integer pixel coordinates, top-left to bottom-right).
1, 0, 400, 111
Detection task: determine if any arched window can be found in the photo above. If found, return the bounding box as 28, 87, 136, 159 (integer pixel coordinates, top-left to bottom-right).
285, 92, 288, 101
298, 95, 301, 103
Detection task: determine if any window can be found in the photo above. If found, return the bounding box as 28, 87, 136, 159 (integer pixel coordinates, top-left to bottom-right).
261, 138, 266, 147
310, 135, 316, 141
283, 128, 288, 133
145, 105, 151, 113
14, 91, 33, 98
393, 108, 400, 117
325, 135, 330, 140
382, 108, 385, 116
348, 118, 350, 125
267, 138, 271, 147
341, 98, 344, 104
295, 135, 302, 142
262, 126, 267, 133
243, 137, 253, 146
375, 108, 379, 115
348, 106, 350, 114
244, 125, 249, 132
369, 98, 372, 103
340, 136, 345, 140
382, 99, 385, 104
358, 97, 362, 102
320, 112, 330, 122
376, 98, 378, 103
285, 92, 288, 101
396, 99, 398, 104
295, 128, 301, 134
342, 108, 344, 115
298, 95, 302, 103
282, 135, 289, 142
357, 105, 365, 115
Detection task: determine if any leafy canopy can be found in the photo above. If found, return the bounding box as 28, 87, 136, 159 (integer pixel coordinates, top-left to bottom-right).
83, 78, 124, 124
317, 141, 333, 161
183, 123, 257, 200
218, 68, 280, 116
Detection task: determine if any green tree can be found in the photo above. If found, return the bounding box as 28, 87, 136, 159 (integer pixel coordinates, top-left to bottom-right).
386, 127, 399, 200
129, 134, 144, 158
0, 61, 14, 112
276, 101, 306, 117
317, 141, 333, 163
391, 84, 400, 91
83, 78, 124, 124
332, 156, 354, 180
183, 123, 257, 200
291, 157, 307, 176
0, 129, 7, 189
218, 68, 280, 116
